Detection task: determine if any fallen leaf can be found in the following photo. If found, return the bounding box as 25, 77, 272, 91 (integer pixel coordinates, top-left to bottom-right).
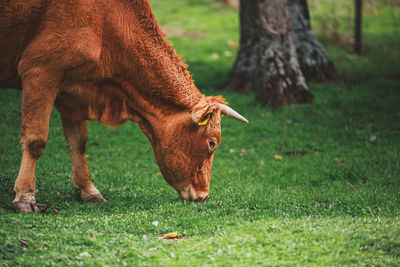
37, 203, 60, 214
211, 53, 219, 60
274, 154, 282, 160
57, 190, 61, 196
38, 203, 50, 213
19, 238, 28, 246
226, 40, 239, 48
162, 232, 178, 239
52, 207, 61, 214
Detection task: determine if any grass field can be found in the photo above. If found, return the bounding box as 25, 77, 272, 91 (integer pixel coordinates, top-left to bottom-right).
1, 0, 399, 266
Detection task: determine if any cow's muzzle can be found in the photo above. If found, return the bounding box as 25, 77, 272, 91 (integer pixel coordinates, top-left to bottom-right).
177, 186, 209, 202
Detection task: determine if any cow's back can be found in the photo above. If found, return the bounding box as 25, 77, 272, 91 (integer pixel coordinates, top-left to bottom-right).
0, 1, 47, 88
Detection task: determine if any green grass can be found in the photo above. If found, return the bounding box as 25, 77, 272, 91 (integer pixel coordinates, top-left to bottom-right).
1, 0, 400, 265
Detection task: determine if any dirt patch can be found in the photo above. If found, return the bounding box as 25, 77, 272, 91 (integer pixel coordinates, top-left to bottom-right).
219, 0, 239, 8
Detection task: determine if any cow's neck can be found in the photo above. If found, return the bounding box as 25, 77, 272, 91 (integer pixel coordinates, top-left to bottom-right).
103, 0, 203, 122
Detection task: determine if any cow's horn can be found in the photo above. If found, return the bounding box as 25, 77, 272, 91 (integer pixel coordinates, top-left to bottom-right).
219, 104, 249, 123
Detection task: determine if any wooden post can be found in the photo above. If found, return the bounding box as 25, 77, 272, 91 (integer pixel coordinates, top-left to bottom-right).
354, 0, 362, 53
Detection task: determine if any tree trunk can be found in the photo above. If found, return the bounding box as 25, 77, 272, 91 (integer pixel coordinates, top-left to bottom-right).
229, 0, 313, 107
288, 0, 335, 82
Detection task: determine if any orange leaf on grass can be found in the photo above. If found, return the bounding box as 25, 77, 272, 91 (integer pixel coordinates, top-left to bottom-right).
162, 232, 178, 239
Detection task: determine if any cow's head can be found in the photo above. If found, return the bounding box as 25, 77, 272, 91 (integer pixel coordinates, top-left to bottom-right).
139, 96, 248, 202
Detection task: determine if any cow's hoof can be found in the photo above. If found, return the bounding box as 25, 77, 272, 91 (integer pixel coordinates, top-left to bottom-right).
83, 194, 107, 203
13, 202, 39, 213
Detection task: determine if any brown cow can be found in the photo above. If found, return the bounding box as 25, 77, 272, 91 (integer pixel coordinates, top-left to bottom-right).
0, 0, 248, 213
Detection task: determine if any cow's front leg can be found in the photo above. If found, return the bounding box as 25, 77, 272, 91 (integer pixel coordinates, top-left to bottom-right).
13, 151, 41, 213
61, 118, 107, 203
13, 68, 58, 213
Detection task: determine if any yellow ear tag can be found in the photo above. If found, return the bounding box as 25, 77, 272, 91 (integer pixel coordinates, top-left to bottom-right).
198, 114, 210, 126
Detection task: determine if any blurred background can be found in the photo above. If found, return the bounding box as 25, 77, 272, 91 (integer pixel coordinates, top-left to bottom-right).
151, 0, 399, 91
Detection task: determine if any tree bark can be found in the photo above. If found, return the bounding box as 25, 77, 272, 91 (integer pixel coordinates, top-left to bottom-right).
229, 0, 313, 107
288, 0, 335, 82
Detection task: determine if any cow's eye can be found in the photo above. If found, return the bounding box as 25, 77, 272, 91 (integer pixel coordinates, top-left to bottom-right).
208, 138, 218, 152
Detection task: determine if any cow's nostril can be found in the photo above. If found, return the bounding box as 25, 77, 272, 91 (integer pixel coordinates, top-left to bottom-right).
194, 194, 209, 202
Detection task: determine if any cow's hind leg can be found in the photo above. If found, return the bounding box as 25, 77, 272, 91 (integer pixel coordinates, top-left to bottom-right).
61, 118, 107, 203
13, 68, 58, 213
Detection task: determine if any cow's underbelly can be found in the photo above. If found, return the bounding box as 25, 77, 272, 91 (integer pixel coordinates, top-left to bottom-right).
0, 34, 25, 88
55, 82, 133, 126
0, 59, 19, 88
55, 90, 90, 122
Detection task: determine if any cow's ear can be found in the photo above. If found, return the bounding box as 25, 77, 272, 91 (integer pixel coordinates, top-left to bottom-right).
191, 96, 227, 126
